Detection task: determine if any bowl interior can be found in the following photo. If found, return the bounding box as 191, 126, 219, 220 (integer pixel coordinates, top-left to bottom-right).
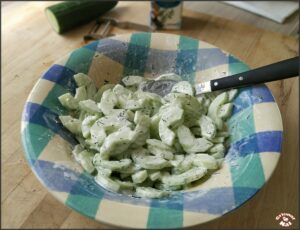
21, 32, 283, 228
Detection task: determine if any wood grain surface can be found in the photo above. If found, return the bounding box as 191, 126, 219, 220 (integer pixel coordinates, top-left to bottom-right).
2, 1, 299, 229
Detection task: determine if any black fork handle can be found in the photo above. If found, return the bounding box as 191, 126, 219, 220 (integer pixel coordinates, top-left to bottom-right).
210, 57, 299, 91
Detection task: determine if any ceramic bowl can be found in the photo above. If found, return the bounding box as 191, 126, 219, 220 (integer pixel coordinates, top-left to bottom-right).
21, 32, 283, 229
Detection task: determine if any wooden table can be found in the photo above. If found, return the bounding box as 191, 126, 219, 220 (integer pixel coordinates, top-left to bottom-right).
2, 1, 298, 229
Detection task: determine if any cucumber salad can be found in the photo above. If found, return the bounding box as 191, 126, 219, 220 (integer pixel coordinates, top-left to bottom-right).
58, 73, 237, 198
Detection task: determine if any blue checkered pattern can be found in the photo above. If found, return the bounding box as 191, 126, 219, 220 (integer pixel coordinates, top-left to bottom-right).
21, 33, 283, 229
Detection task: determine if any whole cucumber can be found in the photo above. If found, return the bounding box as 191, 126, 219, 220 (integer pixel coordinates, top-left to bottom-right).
45, 1, 118, 34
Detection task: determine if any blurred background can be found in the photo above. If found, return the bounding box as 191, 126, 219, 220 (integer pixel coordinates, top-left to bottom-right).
185, 1, 299, 36
2, 1, 298, 38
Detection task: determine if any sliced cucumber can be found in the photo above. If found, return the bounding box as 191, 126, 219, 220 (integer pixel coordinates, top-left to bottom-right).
162, 167, 207, 186
216, 131, 230, 137
74, 86, 87, 101
136, 155, 170, 170
100, 127, 134, 158
228, 89, 238, 102
95, 174, 120, 192
209, 136, 225, 143
191, 127, 202, 137
159, 121, 176, 146
146, 139, 174, 151
170, 154, 184, 167
218, 103, 233, 119
208, 92, 228, 130
211, 151, 225, 159
155, 182, 182, 191
193, 154, 218, 169
58, 93, 78, 110
164, 92, 203, 127
122, 75, 145, 87
117, 164, 142, 174
176, 125, 195, 149
58, 73, 234, 198
131, 148, 170, 170
150, 113, 161, 139
123, 99, 144, 110
113, 84, 132, 108
173, 139, 184, 153
185, 138, 213, 154
94, 157, 132, 171
113, 178, 135, 190
90, 120, 107, 146
172, 154, 194, 174
81, 115, 98, 138
73, 73, 92, 87
86, 83, 97, 100
113, 84, 132, 97
93, 84, 115, 102
95, 166, 112, 177
132, 112, 151, 147
149, 171, 162, 181
79, 99, 101, 114
156, 73, 182, 81
59, 115, 82, 135
72, 144, 84, 156
209, 143, 225, 153
132, 170, 148, 184
98, 89, 118, 115
135, 187, 169, 198
73, 150, 95, 174
199, 115, 217, 139
146, 139, 174, 160
159, 102, 184, 128
171, 81, 195, 96
129, 147, 149, 162
92, 115, 132, 135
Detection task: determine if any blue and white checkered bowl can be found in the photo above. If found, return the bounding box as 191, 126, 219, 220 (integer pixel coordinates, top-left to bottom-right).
21, 32, 283, 228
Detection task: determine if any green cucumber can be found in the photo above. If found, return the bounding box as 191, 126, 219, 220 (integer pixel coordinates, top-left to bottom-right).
45, 1, 118, 34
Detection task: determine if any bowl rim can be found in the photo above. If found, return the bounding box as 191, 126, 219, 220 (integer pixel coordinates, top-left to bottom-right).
21, 32, 283, 229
